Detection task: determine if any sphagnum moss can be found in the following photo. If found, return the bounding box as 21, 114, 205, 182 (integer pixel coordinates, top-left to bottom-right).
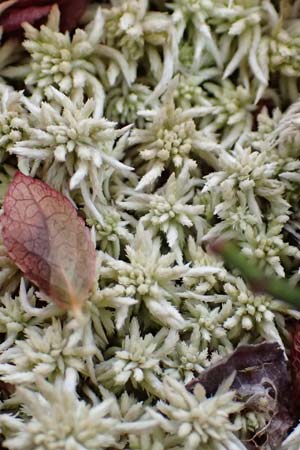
0, 1, 299, 449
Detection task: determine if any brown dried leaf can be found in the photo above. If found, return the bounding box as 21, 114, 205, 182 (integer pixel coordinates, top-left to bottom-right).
289, 320, 300, 416
187, 342, 295, 449
1, 171, 96, 314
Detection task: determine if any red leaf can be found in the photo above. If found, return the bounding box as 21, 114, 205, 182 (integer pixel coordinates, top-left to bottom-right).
0, 0, 89, 34
0, 4, 51, 33
58, 0, 89, 32
1, 172, 96, 314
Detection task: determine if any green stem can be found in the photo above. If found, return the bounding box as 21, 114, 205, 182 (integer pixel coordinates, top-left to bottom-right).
211, 240, 300, 309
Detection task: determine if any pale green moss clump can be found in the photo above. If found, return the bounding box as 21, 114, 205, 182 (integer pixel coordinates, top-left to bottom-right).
0, 1, 300, 449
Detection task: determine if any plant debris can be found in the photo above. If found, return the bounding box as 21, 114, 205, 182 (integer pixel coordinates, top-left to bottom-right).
187, 342, 295, 449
